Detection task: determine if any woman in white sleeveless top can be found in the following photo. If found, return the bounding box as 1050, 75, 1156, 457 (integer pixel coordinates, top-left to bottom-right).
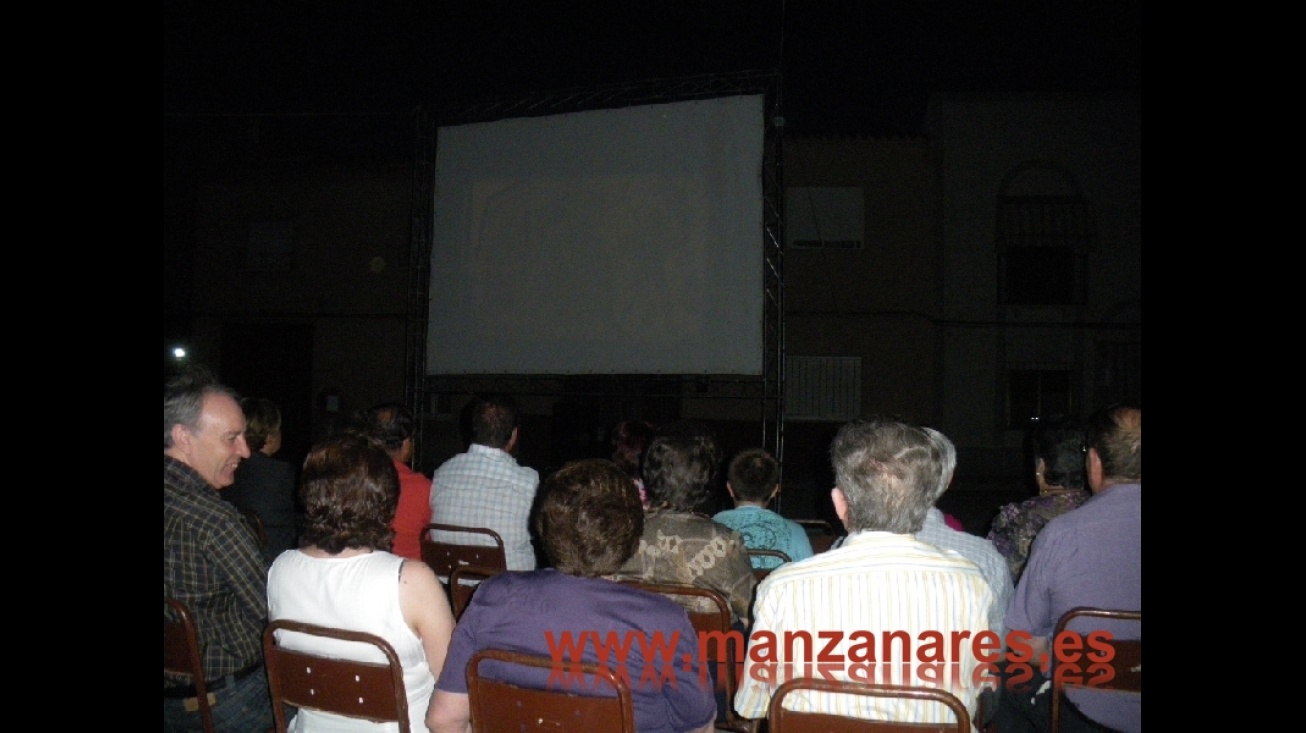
268, 434, 455, 732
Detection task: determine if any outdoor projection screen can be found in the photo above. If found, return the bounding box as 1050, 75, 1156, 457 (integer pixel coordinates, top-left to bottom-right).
427, 94, 765, 375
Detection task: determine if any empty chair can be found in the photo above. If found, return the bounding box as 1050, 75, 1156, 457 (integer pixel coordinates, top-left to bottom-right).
1051, 607, 1141, 733
746, 549, 792, 582
263, 619, 411, 733
420, 523, 508, 582
447, 564, 502, 620
164, 596, 215, 733
466, 647, 637, 733
794, 519, 841, 554
768, 678, 971, 733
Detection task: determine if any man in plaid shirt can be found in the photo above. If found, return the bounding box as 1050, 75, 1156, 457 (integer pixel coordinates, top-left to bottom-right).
164, 367, 273, 732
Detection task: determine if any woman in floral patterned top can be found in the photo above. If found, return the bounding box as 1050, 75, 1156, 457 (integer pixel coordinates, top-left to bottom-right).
987, 414, 1090, 580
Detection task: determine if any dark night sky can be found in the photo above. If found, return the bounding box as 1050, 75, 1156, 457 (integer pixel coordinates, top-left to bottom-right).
163, 1, 1141, 134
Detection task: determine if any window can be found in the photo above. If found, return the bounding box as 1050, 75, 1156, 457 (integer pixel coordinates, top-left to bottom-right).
1006, 368, 1074, 429
785, 187, 864, 249
1096, 340, 1141, 408
995, 163, 1094, 305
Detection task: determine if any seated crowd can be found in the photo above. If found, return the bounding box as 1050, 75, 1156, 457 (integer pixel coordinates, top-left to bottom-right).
166, 369, 1140, 733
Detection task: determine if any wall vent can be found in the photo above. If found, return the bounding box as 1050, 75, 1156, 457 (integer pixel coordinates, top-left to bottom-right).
786, 356, 861, 421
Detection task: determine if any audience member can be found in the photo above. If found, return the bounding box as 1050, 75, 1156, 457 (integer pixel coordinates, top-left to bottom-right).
987, 414, 1091, 580
366, 402, 431, 561
164, 368, 273, 733
735, 417, 993, 725
427, 459, 716, 733
222, 396, 298, 561
711, 448, 813, 569
918, 427, 1014, 641
267, 433, 455, 733
997, 404, 1141, 733
429, 393, 539, 571
616, 421, 756, 627
610, 418, 655, 507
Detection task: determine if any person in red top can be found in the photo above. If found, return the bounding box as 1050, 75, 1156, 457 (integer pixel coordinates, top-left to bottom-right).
366, 402, 432, 560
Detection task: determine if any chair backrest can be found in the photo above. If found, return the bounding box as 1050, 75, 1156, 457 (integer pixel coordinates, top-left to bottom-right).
747, 549, 792, 581
164, 596, 215, 733
1050, 607, 1141, 733
794, 519, 841, 553
238, 507, 269, 550
448, 564, 502, 620
263, 619, 411, 733
619, 580, 753, 732
420, 523, 508, 581
768, 678, 971, 733
467, 647, 637, 733
618, 579, 732, 644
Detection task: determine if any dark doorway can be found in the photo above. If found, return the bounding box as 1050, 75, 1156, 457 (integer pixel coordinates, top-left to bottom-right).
221, 323, 314, 470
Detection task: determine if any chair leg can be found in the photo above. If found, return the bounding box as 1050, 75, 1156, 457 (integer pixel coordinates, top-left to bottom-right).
715, 718, 763, 733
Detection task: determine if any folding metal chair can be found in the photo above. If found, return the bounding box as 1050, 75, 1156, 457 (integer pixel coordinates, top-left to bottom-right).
768, 677, 971, 733
164, 596, 215, 733
620, 580, 757, 733
420, 523, 508, 582
467, 647, 636, 733
263, 619, 411, 733
1050, 607, 1141, 733
746, 548, 792, 582
793, 519, 841, 553
448, 564, 503, 620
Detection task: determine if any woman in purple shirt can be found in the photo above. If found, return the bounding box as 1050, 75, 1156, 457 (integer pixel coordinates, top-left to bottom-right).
427, 459, 717, 733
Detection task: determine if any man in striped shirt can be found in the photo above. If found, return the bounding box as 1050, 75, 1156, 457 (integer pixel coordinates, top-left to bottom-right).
735, 417, 994, 727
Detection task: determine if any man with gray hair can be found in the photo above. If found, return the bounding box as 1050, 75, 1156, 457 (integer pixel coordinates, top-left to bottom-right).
917, 427, 1014, 641
164, 366, 273, 732
735, 417, 995, 726
996, 404, 1141, 733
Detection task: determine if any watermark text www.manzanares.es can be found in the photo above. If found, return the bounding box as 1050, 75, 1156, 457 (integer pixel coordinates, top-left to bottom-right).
543, 627, 1122, 690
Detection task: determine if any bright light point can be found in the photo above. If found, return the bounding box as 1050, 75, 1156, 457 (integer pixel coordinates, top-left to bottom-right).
172, 347, 188, 360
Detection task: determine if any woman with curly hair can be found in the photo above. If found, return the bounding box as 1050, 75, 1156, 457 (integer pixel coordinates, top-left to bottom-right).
267, 433, 455, 732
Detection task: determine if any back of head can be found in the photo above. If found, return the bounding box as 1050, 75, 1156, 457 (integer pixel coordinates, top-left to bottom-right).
366, 401, 415, 454
298, 433, 400, 554
921, 427, 956, 503
610, 419, 655, 477
728, 448, 780, 503
163, 365, 239, 450
535, 459, 644, 576
471, 393, 519, 449
1030, 414, 1087, 490
642, 421, 722, 512
829, 417, 941, 534
1086, 404, 1141, 483
241, 397, 283, 454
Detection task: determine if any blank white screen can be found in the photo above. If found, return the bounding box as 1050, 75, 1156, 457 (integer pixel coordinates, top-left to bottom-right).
427, 94, 764, 375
